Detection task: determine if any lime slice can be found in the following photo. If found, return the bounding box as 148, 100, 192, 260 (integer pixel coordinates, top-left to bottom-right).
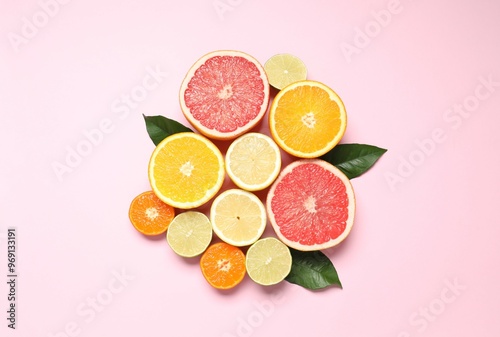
246, 237, 292, 286
225, 133, 281, 191
166, 211, 213, 257
210, 189, 266, 247
264, 53, 307, 90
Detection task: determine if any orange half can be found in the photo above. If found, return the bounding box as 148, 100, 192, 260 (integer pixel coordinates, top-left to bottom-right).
269, 80, 347, 158
129, 191, 175, 235
200, 242, 246, 290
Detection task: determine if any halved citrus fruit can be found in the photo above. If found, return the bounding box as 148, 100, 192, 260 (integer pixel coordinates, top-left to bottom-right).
210, 189, 266, 247
246, 237, 292, 286
200, 242, 246, 290
148, 132, 224, 209
179, 50, 270, 140
269, 80, 347, 158
264, 53, 307, 90
129, 191, 175, 236
167, 211, 213, 258
225, 133, 281, 191
267, 159, 355, 251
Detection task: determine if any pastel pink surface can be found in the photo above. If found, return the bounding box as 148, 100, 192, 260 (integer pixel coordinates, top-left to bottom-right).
1, 0, 500, 336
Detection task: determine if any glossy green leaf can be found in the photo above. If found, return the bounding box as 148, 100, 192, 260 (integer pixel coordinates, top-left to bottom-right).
285, 249, 342, 290
143, 114, 193, 145
321, 143, 387, 179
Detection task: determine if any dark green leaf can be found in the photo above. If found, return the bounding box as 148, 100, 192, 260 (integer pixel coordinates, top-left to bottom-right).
143, 114, 193, 145
285, 249, 342, 290
321, 143, 387, 179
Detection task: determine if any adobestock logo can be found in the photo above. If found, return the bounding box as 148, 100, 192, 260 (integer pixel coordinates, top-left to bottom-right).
221, 290, 287, 337
395, 277, 466, 337
385, 74, 499, 191
47, 268, 135, 337
51, 65, 169, 182
340, 0, 404, 63
7, 0, 72, 53
213, 0, 245, 21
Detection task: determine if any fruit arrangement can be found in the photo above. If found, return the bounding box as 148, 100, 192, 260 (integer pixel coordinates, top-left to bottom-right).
129, 50, 386, 290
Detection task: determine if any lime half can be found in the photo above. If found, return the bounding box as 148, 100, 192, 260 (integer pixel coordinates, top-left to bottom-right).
264, 53, 307, 90
246, 237, 292, 286
167, 211, 213, 257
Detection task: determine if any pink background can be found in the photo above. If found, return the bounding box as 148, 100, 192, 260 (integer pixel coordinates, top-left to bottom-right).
1, 0, 500, 336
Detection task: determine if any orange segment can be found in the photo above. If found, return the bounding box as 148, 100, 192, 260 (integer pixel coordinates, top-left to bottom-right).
200, 242, 246, 290
269, 80, 347, 158
129, 191, 175, 235
148, 132, 225, 209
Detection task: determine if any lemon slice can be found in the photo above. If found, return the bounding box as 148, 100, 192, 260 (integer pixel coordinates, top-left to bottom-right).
264, 53, 307, 90
225, 133, 281, 191
246, 237, 292, 286
210, 189, 266, 247
166, 211, 213, 257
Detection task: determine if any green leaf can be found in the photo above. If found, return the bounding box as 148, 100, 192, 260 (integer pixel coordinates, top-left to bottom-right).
285, 249, 342, 290
321, 143, 387, 179
143, 114, 193, 145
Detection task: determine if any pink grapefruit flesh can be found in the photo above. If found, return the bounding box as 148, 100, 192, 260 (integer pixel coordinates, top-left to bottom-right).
267, 159, 355, 251
179, 50, 270, 140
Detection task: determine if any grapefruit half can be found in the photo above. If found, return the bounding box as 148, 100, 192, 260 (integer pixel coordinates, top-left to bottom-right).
267, 159, 355, 251
179, 50, 270, 140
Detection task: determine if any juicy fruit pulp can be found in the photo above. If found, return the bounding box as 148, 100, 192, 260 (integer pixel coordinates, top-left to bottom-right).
225, 132, 281, 191
246, 237, 292, 286
200, 242, 246, 290
148, 132, 224, 209
129, 191, 175, 236
267, 159, 355, 251
269, 80, 347, 158
210, 189, 266, 247
166, 211, 213, 258
180, 50, 270, 140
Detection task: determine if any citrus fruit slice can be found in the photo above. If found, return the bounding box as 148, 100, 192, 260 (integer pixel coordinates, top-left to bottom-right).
129, 191, 175, 236
148, 132, 224, 209
267, 159, 355, 251
167, 211, 213, 258
210, 189, 266, 247
225, 133, 281, 191
200, 242, 246, 290
264, 53, 307, 90
179, 50, 270, 140
246, 237, 292, 286
269, 80, 347, 158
